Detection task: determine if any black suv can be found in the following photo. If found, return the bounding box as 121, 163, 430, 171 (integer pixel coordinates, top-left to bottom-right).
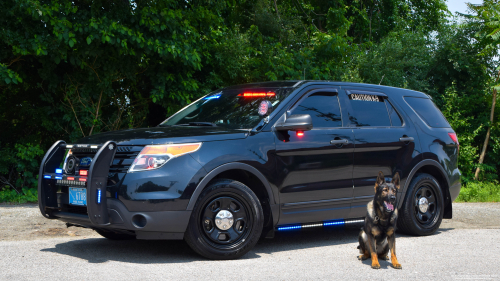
38, 81, 461, 259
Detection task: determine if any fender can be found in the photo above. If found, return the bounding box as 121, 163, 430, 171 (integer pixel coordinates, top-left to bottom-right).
399, 159, 452, 218
186, 162, 277, 210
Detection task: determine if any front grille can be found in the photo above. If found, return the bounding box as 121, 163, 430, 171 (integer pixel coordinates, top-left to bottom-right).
69, 145, 143, 174
110, 147, 142, 173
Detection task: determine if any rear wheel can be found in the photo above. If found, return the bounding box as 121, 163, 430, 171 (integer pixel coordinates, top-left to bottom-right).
94, 229, 135, 240
398, 173, 444, 236
184, 179, 264, 260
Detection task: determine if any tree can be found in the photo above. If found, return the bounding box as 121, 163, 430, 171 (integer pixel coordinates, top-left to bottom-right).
465, 0, 500, 180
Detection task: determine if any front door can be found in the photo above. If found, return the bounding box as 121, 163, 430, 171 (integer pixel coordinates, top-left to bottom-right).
274, 88, 354, 225
344, 88, 419, 218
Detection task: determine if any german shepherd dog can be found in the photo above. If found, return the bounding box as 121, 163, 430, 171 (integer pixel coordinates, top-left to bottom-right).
357, 171, 402, 269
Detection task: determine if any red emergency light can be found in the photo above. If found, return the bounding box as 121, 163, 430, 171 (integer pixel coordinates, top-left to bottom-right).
238, 92, 276, 97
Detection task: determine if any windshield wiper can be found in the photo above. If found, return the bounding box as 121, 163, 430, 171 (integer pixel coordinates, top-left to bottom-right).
175, 122, 217, 127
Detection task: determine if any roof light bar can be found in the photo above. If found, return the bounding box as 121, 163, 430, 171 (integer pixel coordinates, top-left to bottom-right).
238, 92, 276, 97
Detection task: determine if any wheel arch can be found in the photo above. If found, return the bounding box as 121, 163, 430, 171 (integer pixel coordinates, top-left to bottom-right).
400, 159, 452, 219
187, 163, 277, 211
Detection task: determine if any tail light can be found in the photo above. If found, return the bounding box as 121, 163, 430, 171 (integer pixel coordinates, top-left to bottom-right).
448, 132, 459, 151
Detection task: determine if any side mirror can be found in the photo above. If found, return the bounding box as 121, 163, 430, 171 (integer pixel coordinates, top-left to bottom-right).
275, 114, 313, 131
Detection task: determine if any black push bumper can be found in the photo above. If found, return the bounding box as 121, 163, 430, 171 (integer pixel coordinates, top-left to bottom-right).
38, 140, 190, 240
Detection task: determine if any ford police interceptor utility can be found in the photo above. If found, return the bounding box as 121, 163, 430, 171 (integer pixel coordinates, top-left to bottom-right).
38, 81, 461, 259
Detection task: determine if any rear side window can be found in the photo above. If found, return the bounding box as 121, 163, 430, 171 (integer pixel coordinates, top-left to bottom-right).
347, 92, 391, 127
292, 92, 342, 128
404, 97, 450, 128
386, 100, 403, 126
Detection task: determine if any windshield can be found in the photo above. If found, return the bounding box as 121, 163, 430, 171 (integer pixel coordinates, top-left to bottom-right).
160, 88, 292, 129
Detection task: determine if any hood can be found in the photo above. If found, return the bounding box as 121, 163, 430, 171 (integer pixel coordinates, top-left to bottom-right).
76, 126, 249, 146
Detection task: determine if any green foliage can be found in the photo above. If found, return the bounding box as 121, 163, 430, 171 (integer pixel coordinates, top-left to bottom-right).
456, 181, 500, 202
0, 0, 499, 202
0, 187, 38, 204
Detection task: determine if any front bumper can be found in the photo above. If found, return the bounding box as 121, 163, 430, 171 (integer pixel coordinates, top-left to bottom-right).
53, 198, 190, 239
38, 140, 191, 239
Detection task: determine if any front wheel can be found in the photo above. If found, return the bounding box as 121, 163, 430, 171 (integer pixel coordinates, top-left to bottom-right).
184, 179, 264, 260
398, 173, 444, 236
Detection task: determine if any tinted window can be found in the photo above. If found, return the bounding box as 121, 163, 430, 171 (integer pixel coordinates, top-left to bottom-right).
292, 92, 342, 128
348, 93, 391, 127
405, 97, 450, 128
386, 100, 403, 126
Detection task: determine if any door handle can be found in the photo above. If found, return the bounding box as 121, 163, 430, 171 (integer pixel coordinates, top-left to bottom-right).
330, 139, 348, 145
399, 137, 414, 142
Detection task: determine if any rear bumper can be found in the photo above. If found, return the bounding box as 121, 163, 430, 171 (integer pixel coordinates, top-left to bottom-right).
450, 181, 461, 202
52, 198, 191, 239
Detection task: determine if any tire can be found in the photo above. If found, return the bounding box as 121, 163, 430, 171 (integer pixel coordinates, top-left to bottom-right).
397, 173, 444, 236
184, 179, 264, 260
94, 229, 136, 240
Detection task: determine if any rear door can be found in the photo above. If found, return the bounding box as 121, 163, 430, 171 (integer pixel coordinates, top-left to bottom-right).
344, 88, 419, 218
274, 88, 355, 225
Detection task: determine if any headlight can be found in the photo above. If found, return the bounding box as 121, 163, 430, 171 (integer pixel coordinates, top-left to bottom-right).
128, 143, 202, 173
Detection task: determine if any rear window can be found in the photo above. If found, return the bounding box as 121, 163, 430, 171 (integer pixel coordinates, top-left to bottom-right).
404, 97, 450, 128
347, 92, 391, 127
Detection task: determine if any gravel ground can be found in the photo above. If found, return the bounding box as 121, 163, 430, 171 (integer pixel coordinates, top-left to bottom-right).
0, 203, 499, 280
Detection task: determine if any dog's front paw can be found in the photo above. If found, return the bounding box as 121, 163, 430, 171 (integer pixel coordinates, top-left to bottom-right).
358, 254, 370, 260
371, 262, 381, 269
391, 263, 402, 269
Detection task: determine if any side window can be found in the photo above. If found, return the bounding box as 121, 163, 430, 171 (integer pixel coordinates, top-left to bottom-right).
385, 100, 403, 126
405, 97, 451, 128
347, 91, 391, 127
292, 92, 342, 128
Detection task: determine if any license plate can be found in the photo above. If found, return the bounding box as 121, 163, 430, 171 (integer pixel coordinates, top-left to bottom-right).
69, 187, 87, 206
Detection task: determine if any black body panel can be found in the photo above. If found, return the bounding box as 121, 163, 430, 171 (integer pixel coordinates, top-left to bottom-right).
37, 81, 460, 239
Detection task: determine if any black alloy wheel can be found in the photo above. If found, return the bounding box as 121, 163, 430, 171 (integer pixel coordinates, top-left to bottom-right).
414, 185, 438, 226
398, 173, 444, 236
185, 179, 264, 260
202, 196, 251, 246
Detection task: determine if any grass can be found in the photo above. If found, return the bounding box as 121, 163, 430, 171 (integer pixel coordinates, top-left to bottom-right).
456, 181, 500, 202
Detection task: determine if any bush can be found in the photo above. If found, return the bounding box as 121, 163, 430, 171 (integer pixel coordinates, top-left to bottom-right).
0, 187, 38, 204
456, 181, 500, 202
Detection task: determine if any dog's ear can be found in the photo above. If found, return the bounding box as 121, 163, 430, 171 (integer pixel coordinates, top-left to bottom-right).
392, 172, 400, 190
374, 171, 385, 193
